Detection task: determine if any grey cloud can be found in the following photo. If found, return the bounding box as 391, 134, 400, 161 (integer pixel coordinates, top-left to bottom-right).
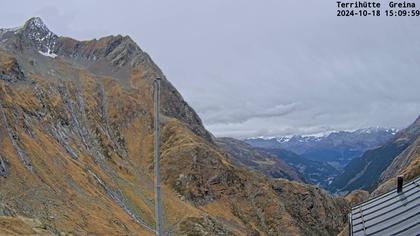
200, 102, 301, 125
2, 0, 419, 138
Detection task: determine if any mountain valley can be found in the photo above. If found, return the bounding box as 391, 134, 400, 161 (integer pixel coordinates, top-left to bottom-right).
330, 116, 420, 194
246, 128, 396, 171
0, 17, 353, 236
0, 17, 418, 236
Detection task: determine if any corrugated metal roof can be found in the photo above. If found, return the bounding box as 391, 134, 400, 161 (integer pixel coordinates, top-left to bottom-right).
348, 176, 420, 236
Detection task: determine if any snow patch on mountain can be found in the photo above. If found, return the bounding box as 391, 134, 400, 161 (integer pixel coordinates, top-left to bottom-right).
248, 127, 398, 141
38, 49, 57, 58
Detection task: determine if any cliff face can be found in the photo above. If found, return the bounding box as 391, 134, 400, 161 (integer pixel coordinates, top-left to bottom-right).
0, 18, 348, 235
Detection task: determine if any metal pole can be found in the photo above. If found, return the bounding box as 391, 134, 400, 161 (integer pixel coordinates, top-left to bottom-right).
154, 78, 163, 236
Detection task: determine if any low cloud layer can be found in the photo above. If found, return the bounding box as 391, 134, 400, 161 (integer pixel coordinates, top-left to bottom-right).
2, 0, 419, 138
200, 102, 301, 125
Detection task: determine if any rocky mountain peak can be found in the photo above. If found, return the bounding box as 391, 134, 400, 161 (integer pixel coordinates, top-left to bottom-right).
0, 18, 351, 235
0, 17, 149, 68
19, 17, 58, 54
22, 17, 49, 34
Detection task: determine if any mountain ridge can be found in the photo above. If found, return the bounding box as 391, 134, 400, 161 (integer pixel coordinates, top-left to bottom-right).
0, 17, 213, 143
247, 127, 397, 142
245, 127, 396, 170
0, 17, 349, 235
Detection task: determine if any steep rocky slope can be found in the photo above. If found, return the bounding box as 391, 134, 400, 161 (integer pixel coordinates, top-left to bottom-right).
379, 136, 420, 182
329, 116, 420, 194
215, 137, 302, 181
0, 18, 349, 235
372, 135, 420, 196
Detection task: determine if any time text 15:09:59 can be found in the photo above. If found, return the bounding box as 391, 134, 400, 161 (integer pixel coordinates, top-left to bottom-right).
385, 9, 420, 16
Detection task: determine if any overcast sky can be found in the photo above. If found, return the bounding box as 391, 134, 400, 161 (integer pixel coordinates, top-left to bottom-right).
1, 0, 420, 138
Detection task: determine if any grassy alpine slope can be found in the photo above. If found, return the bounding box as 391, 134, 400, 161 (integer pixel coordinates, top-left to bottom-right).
0, 17, 349, 235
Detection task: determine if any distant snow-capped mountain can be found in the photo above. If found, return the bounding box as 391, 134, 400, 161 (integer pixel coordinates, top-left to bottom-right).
245, 127, 397, 170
